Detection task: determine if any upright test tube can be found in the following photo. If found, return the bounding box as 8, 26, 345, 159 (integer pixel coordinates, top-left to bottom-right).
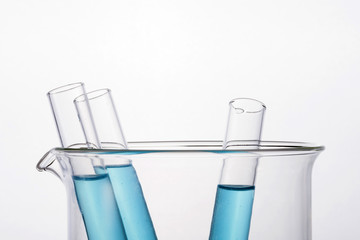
210, 98, 266, 240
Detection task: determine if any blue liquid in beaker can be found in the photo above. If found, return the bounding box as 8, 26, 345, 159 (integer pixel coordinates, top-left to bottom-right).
73, 174, 127, 240
107, 165, 157, 240
210, 185, 255, 240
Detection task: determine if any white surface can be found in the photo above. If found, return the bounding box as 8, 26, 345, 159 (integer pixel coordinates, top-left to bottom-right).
0, 0, 359, 239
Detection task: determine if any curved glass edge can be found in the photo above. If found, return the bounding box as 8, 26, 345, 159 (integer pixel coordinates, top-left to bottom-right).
50, 140, 325, 156
36, 148, 57, 172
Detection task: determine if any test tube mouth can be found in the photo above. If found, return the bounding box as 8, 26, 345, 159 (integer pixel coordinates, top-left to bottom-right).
47, 82, 84, 96
74, 89, 111, 103
229, 98, 266, 114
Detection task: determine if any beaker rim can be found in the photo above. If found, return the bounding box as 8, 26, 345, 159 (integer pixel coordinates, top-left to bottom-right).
53, 140, 324, 155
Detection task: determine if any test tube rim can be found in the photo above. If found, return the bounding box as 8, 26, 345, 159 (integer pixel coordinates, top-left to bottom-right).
74, 88, 111, 103
229, 98, 266, 113
47, 82, 85, 96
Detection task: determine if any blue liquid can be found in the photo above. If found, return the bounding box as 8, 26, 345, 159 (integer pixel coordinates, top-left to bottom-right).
73, 174, 127, 240
107, 165, 157, 240
209, 185, 255, 240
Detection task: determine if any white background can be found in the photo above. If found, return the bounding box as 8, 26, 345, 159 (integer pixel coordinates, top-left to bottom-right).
0, 0, 359, 239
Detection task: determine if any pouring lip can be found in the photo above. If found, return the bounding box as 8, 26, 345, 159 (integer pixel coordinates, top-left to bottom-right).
36, 148, 57, 172
50, 140, 325, 156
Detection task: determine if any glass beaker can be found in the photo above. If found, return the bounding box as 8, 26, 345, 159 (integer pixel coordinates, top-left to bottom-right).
37, 141, 324, 240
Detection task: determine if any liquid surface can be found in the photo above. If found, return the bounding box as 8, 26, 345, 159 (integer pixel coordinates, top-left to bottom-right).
107, 165, 157, 240
73, 174, 127, 240
210, 185, 255, 240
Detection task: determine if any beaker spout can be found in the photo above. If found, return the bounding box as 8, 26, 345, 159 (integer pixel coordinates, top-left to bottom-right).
36, 149, 64, 181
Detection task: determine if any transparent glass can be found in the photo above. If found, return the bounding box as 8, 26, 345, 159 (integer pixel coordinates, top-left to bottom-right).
209, 98, 266, 239
47, 83, 102, 240
74, 89, 154, 239
74, 89, 127, 149
47, 83, 100, 148
223, 98, 266, 149
37, 141, 324, 240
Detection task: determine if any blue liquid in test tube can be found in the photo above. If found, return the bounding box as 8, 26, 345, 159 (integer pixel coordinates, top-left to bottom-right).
210, 184, 255, 240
